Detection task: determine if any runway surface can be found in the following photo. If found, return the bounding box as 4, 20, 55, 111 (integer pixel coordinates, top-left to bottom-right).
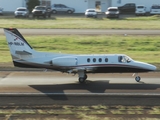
0, 71, 160, 106
1, 29, 160, 35
0, 71, 160, 93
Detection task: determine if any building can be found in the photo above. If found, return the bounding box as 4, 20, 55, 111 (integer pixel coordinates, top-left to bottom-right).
0, 0, 26, 12
1, 0, 160, 13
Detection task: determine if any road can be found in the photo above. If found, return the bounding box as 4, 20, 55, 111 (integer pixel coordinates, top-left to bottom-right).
0, 71, 160, 106
1, 29, 160, 35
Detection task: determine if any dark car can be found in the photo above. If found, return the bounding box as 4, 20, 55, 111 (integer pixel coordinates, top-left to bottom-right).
51, 4, 75, 14
118, 3, 136, 13
32, 6, 52, 18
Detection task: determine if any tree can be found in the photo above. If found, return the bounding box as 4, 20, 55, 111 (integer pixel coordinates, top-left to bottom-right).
26, 0, 40, 13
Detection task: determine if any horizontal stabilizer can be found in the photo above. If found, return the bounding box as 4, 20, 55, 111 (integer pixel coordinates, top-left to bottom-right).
15, 50, 32, 55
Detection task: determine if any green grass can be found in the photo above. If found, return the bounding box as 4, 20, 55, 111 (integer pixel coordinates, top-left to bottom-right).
1, 105, 160, 120
1, 15, 160, 29
1, 35, 160, 66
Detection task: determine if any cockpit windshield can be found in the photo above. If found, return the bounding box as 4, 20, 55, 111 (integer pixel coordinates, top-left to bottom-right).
118, 55, 132, 63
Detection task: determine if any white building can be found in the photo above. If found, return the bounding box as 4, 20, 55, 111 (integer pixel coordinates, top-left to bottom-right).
0, 0, 26, 12
1, 0, 160, 13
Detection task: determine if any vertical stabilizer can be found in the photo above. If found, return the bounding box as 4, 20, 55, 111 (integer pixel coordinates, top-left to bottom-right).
4, 28, 34, 64
4, 28, 32, 54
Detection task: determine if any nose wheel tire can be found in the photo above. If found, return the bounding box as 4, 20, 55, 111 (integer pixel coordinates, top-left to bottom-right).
135, 76, 141, 82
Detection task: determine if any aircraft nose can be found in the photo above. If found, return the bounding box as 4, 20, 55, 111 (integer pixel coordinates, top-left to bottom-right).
149, 64, 157, 71
136, 61, 157, 71
148, 64, 157, 71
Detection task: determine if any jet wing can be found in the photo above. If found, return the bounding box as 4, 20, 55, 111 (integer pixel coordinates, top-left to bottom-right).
67, 67, 95, 73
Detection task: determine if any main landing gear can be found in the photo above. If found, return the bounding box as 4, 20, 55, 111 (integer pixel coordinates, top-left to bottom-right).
78, 70, 87, 83
79, 75, 87, 83
133, 73, 141, 82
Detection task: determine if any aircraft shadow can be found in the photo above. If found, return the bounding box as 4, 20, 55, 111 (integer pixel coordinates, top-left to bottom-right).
29, 79, 160, 100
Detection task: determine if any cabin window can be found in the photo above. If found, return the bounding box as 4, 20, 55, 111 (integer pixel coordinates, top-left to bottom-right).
93, 58, 96, 62
99, 58, 102, 62
105, 58, 108, 62
118, 56, 123, 62
87, 58, 90, 62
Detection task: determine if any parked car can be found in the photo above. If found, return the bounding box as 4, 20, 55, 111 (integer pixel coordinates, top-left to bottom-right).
32, 6, 52, 18
118, 3, 136, 13
135, 5, 146, 16
105, 7, 119, 18
85, 9, 97, 18
51, 4, 75, 14
14, 7, 29, 18
0, 7, 3, 15
150, 5, 160, 15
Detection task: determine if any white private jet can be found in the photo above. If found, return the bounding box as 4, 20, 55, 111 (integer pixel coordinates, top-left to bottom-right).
4, 28, 157, 83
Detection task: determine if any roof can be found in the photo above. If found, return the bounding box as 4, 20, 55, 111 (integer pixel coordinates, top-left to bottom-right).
16, 7, 27, 9
108, 7, 118, 9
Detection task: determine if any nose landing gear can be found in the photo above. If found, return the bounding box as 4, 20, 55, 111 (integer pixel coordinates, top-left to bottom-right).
135, 76, 141, 82
133, 73, 141, 82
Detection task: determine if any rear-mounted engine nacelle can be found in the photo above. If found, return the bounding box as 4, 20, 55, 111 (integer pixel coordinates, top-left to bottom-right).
52, 57, 78, 66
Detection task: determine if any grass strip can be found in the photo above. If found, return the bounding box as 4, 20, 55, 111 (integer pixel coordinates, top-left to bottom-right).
0, 15, 160, 29
1, 35, 159, 64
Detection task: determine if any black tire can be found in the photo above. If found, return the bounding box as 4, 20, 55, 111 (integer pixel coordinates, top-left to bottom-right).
84, 75, 87, 79
52, 10, 57, 14
79, 77, 85, 83
67, 10, 72, 14
135, 76, 141, 82
43, 15, 46, 18
48, 14, 51, 18
32, 15, 35, 18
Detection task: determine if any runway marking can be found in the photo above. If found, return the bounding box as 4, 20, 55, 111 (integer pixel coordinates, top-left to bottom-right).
0, 93, 160, 96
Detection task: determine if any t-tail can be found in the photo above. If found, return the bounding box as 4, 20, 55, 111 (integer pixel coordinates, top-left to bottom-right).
4, 28, 35, 67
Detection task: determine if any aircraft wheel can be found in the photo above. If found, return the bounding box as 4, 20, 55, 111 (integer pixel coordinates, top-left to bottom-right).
135, 76, 141, 82
84, 74, 87, 79
79, 77, 85, 83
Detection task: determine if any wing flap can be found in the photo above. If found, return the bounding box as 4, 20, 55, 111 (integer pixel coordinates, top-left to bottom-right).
67, 67, 94, 73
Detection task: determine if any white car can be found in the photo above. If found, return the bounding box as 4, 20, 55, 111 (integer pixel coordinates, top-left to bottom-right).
105, 7, 119, 18
150, 5, 160, 15
14, 7, 29, 18
85, 9, 97, 18
135, 5, 146, 15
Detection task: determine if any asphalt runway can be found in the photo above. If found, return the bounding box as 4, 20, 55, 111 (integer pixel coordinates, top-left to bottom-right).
0, 71, 160, 106
0, 72, 160, 93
